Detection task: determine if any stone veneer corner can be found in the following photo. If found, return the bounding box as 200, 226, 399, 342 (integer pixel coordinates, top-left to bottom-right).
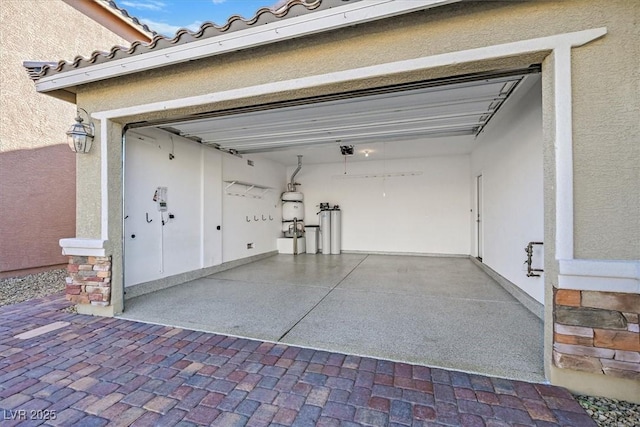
65, 256, 112, 306
553, 289, 640, 381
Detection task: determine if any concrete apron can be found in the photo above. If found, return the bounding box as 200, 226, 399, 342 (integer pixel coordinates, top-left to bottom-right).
119, 254, 545, 383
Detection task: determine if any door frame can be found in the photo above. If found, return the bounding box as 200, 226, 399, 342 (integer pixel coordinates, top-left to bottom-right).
476, 173, 483, 261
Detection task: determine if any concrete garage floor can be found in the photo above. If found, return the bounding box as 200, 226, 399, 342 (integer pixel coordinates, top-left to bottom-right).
121, 254, 544, 383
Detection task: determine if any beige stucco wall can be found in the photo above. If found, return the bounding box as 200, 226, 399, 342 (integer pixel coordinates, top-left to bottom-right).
570, 3, 639, 261
0, 0, 133, 273
75, 0, 639, 262
62, 0, 638, 397
541, 52, 558, 384
0, 0, 132, 152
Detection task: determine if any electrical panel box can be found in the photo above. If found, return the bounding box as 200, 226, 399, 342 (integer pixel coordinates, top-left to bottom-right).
153, 187, 168, 211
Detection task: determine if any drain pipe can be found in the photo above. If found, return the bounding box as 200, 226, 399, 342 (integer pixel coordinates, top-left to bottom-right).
293, 217, 298, 255
288, 155, 303, 192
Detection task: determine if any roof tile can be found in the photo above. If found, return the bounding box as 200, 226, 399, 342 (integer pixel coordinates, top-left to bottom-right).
36, 0, 337, 81
100, 0, 157, 37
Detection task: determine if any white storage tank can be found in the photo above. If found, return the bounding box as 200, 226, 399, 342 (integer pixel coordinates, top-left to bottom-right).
320, 210, 331, 254
305, 225, 319, 254
330, 207, 341, 254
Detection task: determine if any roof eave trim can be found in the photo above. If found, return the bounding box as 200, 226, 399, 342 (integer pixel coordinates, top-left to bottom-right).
35, 0, 461, 93
95, 0, 156, 40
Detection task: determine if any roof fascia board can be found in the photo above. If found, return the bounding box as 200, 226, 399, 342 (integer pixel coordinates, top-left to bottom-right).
61, 0, 153, 43
94, 2, 154, 42
36, 0, 460, 93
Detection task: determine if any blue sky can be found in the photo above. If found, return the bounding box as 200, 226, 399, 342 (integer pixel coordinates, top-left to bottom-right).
117, 0, 284, 36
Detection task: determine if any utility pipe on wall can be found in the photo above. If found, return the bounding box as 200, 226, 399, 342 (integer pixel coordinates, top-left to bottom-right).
288, 155, 303, 192
524, 241, 544, 277
293, 217, 299, 255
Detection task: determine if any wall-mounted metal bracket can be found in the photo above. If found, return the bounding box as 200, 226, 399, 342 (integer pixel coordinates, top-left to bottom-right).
524, 241, 544, 277
146, 213, 153, 223
224, 180, 273, 199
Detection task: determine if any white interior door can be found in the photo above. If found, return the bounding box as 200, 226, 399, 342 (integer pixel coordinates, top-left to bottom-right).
477, 174, 483, 260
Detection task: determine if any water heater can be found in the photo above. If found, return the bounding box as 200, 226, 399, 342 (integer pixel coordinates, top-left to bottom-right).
282, 191, 304, 237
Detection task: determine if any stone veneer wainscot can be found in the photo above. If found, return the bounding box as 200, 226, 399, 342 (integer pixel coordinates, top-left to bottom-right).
66, 256, 111, 306
553, 289, 640, 381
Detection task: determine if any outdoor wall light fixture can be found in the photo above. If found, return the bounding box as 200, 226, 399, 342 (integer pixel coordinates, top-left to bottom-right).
66, 108, 95, 154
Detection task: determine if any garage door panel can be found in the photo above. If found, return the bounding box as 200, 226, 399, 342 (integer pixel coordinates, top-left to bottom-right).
160, 73, 529, 154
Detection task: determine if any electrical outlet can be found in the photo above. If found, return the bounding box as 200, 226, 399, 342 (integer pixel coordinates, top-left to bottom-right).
247, 243, 254, 249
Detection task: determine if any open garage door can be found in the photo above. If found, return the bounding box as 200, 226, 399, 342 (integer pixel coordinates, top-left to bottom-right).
122, 67, 545, 380
154, 67, 540, 154
124, 65, 544, 305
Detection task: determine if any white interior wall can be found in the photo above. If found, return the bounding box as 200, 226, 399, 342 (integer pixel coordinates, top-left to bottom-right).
202, 148, 223, 267
124, 129, 287, 286
124, 78, 542, 300
124, 128, 223, 286
470, 78, 544, 303
222, 155, 286, 262
289, 155, 471, 255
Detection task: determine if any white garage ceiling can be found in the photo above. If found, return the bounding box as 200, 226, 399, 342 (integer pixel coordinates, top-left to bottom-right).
151, 69, 539, 166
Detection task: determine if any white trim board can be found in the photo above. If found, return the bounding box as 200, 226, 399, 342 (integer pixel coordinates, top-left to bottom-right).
35, 0, 460, 93
84, 27, 640, 295
59, 238, 107, 257
553, 46, 574, 261
558, 259, 640, 293
101, 119, 109, 241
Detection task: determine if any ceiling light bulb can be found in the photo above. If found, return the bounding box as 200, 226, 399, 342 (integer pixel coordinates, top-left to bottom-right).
365, 151, 369, 157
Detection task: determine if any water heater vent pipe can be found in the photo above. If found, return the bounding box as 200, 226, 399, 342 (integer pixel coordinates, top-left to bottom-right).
288, 155, 303, 192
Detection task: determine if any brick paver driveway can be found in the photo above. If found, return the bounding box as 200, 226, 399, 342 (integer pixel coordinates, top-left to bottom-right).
0, 294, 595, 426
